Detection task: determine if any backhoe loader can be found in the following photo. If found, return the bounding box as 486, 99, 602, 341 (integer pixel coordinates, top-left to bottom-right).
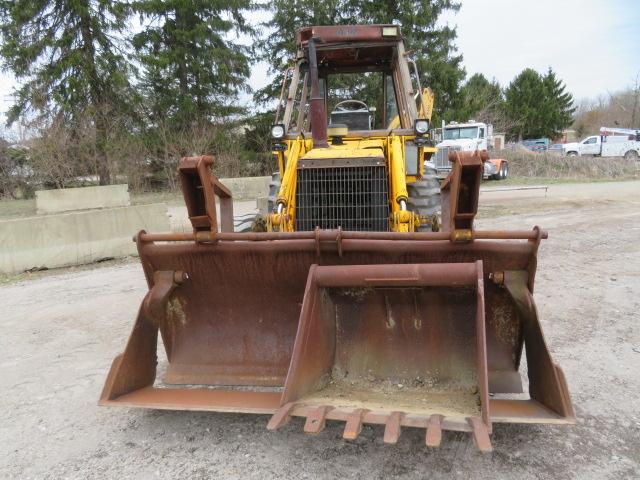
100, 25, 575, 452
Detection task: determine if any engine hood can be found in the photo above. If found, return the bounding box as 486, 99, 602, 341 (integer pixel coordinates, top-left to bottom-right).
562, 142, 580, 152
436, 139, 479, 151
301, 139, 385, 161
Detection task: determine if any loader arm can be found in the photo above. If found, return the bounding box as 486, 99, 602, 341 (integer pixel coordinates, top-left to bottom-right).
387, 87, 434, 130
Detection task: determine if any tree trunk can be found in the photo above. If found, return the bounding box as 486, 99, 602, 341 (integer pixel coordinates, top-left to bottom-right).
630, 76, 639, 128
175, 7, 190, 122
96, 113, 110, 185
78, 1, 110, 185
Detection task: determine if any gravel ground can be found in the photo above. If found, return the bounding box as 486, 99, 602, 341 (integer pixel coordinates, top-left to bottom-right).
1, 182, 639, 479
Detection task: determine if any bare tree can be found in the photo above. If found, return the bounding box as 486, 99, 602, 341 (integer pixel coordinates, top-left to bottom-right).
630, 72, 640, 128
572, 77, 640, 135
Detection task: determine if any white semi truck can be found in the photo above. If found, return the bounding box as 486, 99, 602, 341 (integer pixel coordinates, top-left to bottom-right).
563, 127, 640, 159
429, 121, 508, 180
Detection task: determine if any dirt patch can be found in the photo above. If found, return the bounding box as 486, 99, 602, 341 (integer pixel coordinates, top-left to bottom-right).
0, 255, 139, 286
300, 380, 480, 419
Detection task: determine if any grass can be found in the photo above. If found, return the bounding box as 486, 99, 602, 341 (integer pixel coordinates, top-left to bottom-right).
494, 149, 640, 180
0, 198, 37, 219
0, 190, 184, 220
130, 190, 183, 207
491, 175, 638, 186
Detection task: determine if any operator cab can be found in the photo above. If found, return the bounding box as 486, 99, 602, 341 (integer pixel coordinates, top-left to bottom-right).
330, 100, 375, 130
274, 24, 430, 140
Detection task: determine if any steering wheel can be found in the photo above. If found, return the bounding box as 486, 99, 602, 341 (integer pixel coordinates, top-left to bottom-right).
333, 99, 369, 112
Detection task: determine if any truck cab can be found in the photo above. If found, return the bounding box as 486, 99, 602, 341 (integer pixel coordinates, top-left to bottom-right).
563, 136, 600, 156
438, 121, 491, 152
430, 121, 508, 180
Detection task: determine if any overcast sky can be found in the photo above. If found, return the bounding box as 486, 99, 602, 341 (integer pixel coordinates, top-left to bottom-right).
442, 0, 640, 100
1, 0, 639, 124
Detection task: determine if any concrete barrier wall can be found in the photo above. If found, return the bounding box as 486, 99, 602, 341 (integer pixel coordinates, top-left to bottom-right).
0, 204, 168, 275
219, 176, 270, 201
3, 178, 272, 274
36, 184, 130, 215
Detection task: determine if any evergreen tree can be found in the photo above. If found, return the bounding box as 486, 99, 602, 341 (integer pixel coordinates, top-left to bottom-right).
363, 0, 465, 122
0, 0, 133, 184
259, 1, 465, 122
504, 68, 545, 140
456, 73, 504, 124
504, 68, 575, 140
541, 68, 575, 138
255, 0, 344, 103
132, 0, 254, 130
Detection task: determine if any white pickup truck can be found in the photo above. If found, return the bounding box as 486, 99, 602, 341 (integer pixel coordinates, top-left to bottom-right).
563, 135, 640, 159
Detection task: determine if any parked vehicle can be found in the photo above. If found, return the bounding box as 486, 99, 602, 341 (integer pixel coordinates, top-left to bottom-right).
548, 143, 564, 154
431, 121, 508, 180
563, 134, 640, 159
522, 138, 550, 152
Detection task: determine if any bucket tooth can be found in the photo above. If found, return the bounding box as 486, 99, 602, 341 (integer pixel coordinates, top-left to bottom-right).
425, 414, 444, 448
267, 402, 296, 430
383, 411, 404, 444
467, 417, 493, 453
343, 409, 368, 440
304, 406, 332, 434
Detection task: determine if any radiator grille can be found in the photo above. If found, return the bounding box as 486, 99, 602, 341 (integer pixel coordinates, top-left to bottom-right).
295, 164, 389, 231
434, 147, 451, 169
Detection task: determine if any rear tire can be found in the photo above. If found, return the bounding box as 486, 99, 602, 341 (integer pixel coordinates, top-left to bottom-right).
566, 151, 578, 157
407, 167, 442, 232
235, 171, 280, 232
267, 171, 281, 213
234, 212, 258, 232
624, 150, 639, 160
500, 162, 508, 180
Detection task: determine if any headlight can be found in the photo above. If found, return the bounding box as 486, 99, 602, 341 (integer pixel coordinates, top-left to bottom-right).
414, 119, 429, 135
271, 124, 285, 139
382, 26, 399, 37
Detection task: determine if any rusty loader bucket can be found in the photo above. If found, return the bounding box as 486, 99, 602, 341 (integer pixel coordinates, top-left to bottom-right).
100, 153, 575, 451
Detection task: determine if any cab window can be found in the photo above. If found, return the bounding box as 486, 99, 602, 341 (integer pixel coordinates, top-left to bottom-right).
326, 72, 387, 130
444, 127, 479, 140
583, 137, 597, 144
384, 74, 399, 128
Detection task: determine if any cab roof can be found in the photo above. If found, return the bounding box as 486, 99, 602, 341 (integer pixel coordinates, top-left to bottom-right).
296, 25, 402, 46
296, 25, 403, 72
